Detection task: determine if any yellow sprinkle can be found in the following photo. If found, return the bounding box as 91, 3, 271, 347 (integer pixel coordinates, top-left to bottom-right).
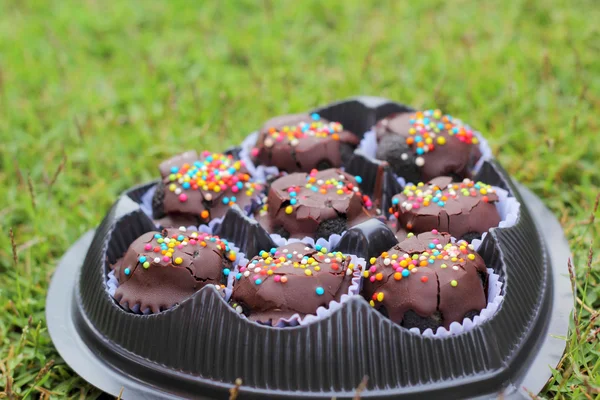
314, 266, 320, 271
480, 189, 487, 195
407, 232, 414, 238
285, 205, 293, 214
377, 292, 384, 302
363, 271, 370, 278
451, 257, 458, 262
425, 137, 433, 145
267, 270, 273, 275
369, 300, 375, 307
437, 136, 446, 145
169, 184, 176, 192
440, 263, 447, 269
467, 254, 476, 260
304, 269, 312, 276
391, 254, 398, 260
370, 257, 377, 264
451, 280, 458, 287
337, 189, 343, 195
174, 257, 183, 265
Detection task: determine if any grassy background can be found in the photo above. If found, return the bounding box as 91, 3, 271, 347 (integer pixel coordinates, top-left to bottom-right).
0, 0, 599, 398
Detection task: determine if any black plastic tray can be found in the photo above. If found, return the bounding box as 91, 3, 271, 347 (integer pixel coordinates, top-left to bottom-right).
46, 97, 573, 399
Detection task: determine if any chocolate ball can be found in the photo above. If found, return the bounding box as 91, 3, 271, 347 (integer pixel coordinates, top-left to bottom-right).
362, 231, 488, 331
374, 110, 482, 182
389, 176, 501, 242
251, 113, 360, 173
254, 168, 375, 239
111, 228, 238, 313
230, 242, 358, 324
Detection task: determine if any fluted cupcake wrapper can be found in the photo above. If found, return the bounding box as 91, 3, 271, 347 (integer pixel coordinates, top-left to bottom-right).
358, 128, 493, 181
410, 267, 503, 338
229, 234, 365, 328
106, 237, 248, 315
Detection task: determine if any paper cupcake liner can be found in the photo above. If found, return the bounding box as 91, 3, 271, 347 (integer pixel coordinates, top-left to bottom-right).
238, 131, 282, 182
106, 234, 248, 315
358, 128, 494, 182
387, 185, 520, 252
229, 234, 365, 328
409, 267, 503, 337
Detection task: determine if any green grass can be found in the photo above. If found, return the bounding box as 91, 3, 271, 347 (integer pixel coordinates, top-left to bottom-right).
0, 0, 598, 398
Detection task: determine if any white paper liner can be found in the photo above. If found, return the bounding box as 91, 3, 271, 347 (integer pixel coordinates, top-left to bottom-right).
409, 267, 503, 338
358, 127, 494, 182
106, 231, 248, 315
238, 131, 281, 182
387, 185, 520, 252
229, 234, 364, 328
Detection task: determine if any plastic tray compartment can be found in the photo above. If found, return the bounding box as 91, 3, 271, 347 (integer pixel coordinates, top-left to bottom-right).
47, 97, 572, 399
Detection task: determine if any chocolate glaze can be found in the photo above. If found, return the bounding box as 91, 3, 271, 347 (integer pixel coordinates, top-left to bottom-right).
362, 231, 488, 330
230, 242, 357, 324
251, 113, 360, 173
153, 151, 264, 226
390, 176, 501, 241
374, 110, 482, 181
111, 228, 236, 313
255, 168, 374, 239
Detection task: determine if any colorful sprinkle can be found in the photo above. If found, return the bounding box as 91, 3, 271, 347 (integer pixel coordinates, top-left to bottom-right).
316, 287, 325, 296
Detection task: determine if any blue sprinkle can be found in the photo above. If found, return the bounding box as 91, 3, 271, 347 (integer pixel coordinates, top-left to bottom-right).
124, 267, 131, 275
290, 199, 297, 205
429, 259, 435, 264
310, 113, 320, 121
453, 127, 459, 133
170, 166, 179, 173
139, 256, 147, 263
206, 156, 213, 162
182, 182, 190, 189
423, 118, 430, 125
438, 122, 444, 129
237, 182, 243, 189
315, 244, 322, 251
223, 268, 230, 276
228, 167, 237, 175
316, 287, 325, 296
252, 259, 259, 264
259, 250, 266, 257
255, 279, 262, 285
236, 273, 242, 280
194, 161, 202, 168
230, 196, 237, 203
409, 118, 415, 123
290, 191, 297, 197
222, 197, 230, 204
392, 198, 399, 205
415, 136, 422, 143
287, 254, 293, 259
311, 187, 318, 192
428, 243, 435, 249
302, 126, 309, 133
225, 245, 230, 251
355, 176, 363, 184
154, 234, 162, 239
178, 235, 184, 241
270, 248, 277, 254
402, 269, 410, 277
438, 201, 445, 207
416, 148, 424, 155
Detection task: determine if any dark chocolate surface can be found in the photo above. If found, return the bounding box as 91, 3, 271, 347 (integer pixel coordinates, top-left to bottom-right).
230, 242, 357, 324
374, 110, 482, 181
255, 168, 374, 238
390, 176, 501, 240
251, 113, 360, 173
362, 230, 488, 330
153, 151, 264, 226
111, 228, 237, 313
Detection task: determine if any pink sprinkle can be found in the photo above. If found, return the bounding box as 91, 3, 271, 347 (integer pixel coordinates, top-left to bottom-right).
189, 239, 196, 245
395, 267, 402, 273
220, 184, 227, 191
231, 186, 239, 193
240, 267, 246, 272
417, 197, 424, 203
412, 203, 420, 209
274, 275, 281, 282
408, 196, 414, 201
202, 150, 211, 157
369, 266, 377, 273
252, 275, 259, 281
250, 148, 259, 157
432, 229, 438, 234
365, 200, 372, 208
162, 256, 170, 262
144, 244, 152, 251
412, 260, 418, 266
432, 239, 439, 244
276, 136, 284, 142
179, 193, 188, 202
369, 276, 376, 282
177, 244, 183, 249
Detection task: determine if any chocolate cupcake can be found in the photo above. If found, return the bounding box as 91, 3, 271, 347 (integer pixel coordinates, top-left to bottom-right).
373, 110, 482, 182
362, 230, 488, 331
255, 168, 374, 239
152, 151, 264, 227
250, 113, 360, 173
230, 242, 358, 324
388, 176, 501, 242
111, 228, 238, 313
